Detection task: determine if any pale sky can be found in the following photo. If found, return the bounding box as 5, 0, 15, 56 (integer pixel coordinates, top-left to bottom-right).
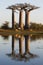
0, 0, 43, 27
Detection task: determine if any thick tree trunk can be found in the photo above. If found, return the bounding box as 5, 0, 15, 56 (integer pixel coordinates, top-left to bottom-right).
19, 10, 24, 30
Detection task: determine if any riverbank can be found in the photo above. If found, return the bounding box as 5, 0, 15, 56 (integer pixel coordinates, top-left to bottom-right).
0, 29, 43, 36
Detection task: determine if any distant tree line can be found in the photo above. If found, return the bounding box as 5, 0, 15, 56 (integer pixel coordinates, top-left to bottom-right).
1, 21, 9, 29
0, 21, 19, 30
0, 21, 43, 31
30, 22, 43, 31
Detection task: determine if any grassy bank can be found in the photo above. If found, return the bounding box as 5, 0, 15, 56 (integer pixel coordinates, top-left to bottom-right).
0, 29, 43, 36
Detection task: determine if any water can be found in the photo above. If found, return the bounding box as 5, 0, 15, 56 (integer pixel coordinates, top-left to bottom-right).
0, 34, 43, 65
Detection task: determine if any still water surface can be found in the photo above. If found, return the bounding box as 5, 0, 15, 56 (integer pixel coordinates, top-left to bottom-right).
0, 34, 43, 65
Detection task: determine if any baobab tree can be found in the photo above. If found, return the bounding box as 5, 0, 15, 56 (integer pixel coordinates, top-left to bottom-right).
7, 3, 39, 29
16, 3, 28, 30
24, 4, 39, 29
7, 5, 18, 29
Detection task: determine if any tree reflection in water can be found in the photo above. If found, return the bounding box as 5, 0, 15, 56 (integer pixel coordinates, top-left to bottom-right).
6, 34, 38, 62
1, 35, 9, 40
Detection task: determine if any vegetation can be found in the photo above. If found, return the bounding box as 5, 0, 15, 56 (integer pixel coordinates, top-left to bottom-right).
0, 21, 43, 32
30, 22, 43, 31
1, 21, 9, 29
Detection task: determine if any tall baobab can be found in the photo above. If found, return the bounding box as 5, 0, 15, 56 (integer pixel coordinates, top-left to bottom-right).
16, 3, 28, 30
7, 3, 39, 29
24, 4, 39, 29
7, 5, 18, 29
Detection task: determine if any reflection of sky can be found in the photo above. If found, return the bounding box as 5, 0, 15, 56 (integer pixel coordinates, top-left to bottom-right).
30, 39, 43, 65
0, 0, 43, 27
